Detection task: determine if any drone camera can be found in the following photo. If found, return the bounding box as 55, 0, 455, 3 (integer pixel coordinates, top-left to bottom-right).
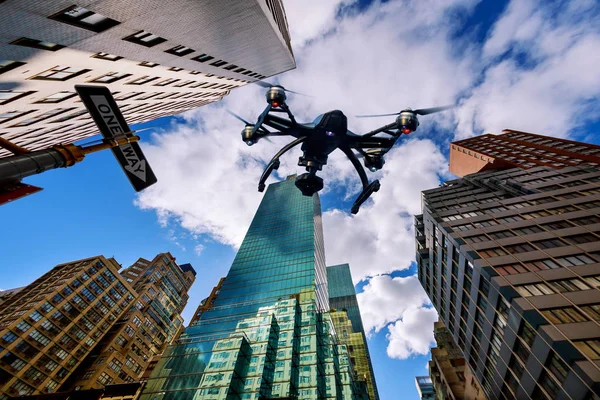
295, 173, 324, 196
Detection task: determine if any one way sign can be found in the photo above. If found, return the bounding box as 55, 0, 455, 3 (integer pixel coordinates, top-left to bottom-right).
75, 85, 157, 191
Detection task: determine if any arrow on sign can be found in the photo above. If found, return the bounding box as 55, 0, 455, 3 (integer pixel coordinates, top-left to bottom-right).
75, 85, 157, 191
120, 144, 147, 182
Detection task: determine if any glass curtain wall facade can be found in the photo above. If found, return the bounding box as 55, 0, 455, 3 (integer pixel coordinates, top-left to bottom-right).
416, 165, 600, 399
327, 264, 378, 400
140, 177, 366, 400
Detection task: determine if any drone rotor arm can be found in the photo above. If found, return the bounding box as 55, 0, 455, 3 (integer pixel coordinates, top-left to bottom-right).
258, 137, 306, 192
339, 145, 369, 189
362, 122, 399, 138
352, 136, 397, 150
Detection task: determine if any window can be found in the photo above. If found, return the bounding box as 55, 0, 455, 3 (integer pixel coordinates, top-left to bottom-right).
15, 321, 31, 333
10, 108, 73, 126
49, 6, 120, 32
97, 372, 112, 385
11, 37, 64, 51
126, 76, 159, 85
546, 352, 569, 384
89, 71, 132, 84
210, 59, 228, 67
548, 278, 590, 292
31, 66, 90, 81
513, 225, 544, 235
108, 358, 122, 373
542, 306, 588, 324
91, 52, 122, 61
139, 61, 158, 68
115, 335, 127, 347
504, 242, 537, 254
82, 370, 95, 380
154, 78, 180, 86
165, 45, 194, 56
28, 330, 51, 347
542, 220, 574, 230
565, 233, 599, 244
556, 254, 597, 266
123, 30, 166, 47
0, 90, 35, 105
571, 215, 600, 226
1, 331, 18, 344
192, 54, 214, 63
534, 238, 567, 249
515, 282, 555, 297
0, 60, 26, 74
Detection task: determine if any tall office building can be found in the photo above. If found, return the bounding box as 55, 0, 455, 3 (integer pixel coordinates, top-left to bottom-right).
65, 253, 195, 391
416, 161, 600, 399
0, 256, 137, 398
450, 129, 600, 177
0, 253, 195, 399
427, 321, 485, 400
0, 0, 295, 157
327, 264, 379, 400
415, 376, 435, 400
140, 177, 369, 399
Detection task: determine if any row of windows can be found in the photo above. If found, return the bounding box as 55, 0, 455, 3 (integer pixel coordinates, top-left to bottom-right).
7, 4, 267, 80
514, 275, 600, 297
494, 253, 599, 276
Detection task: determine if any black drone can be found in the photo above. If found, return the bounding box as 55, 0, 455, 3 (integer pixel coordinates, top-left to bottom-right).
230, 82, 452, 214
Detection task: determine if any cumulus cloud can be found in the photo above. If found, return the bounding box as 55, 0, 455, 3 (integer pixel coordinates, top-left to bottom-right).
135, 0, 600, 360
386, 307, 438, 359
357, 274, 433, 335
456, 0, 600, 139
323, 139, 447, 281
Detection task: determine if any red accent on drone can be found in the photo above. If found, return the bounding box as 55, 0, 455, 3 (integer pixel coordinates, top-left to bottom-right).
402, 129, 411, 134
272, 102, 279, 107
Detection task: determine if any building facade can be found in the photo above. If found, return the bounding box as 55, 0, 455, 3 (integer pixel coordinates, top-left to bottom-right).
0, 256, 137, 398
139, 177, 369, 399
0, 253, 195, 399
0, 0, 295, 157
428, 321, 485, 400
450, 129, 600, 177
66, 253, 195, 391
415, 376, 435, 400
327, 264, 379, 400
416, 164, 600, 399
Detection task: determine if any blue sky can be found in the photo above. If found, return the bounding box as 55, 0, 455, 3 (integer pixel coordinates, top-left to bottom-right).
2, 0, 600, 398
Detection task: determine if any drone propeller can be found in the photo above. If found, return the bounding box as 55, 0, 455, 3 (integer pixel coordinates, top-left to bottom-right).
413, 105, 454, 115
356, 105, 454, 118
254, 81, 310, 96
226, 110, 274, 143
226, 110, 253, 126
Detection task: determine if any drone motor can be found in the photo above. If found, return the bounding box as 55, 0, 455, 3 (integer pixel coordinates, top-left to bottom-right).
242, 125, 256, 146
363, 149, 385, 172
396, 110, 420, 134
266, 86, 287, 108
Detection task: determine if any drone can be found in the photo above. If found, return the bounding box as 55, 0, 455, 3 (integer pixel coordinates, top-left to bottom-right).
230, 82, 453, 214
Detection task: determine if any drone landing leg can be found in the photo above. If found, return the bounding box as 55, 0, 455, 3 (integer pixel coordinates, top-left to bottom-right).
258, 137, 306, 192
339, 146, 380, 214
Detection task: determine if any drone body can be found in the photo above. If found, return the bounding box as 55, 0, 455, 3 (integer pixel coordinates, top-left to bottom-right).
230, 83, 452, 214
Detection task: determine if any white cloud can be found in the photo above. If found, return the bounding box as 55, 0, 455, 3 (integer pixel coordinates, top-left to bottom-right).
357, 274, 432, 335
194, 244, 205, 256
456, 0, 600, 139
282, 0, 355, 47
386, 307, 438, 359
323, 139, 447, 281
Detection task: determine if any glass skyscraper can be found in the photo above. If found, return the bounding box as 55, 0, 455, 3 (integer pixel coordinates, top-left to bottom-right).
140, 177, 367, 400
327, 264, 379, 400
